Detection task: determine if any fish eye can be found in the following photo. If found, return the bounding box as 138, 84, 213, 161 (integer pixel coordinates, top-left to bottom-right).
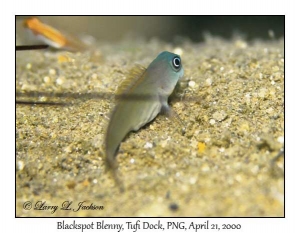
172, 57, 181, 69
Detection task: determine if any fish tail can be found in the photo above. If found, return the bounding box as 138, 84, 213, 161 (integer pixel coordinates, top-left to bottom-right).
105, 150, 125, 192
105, 150, 117, 171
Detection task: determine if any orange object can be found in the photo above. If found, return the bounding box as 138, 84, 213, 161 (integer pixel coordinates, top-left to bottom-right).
57, 54, 71, 63
198, 142, 206, 153
23, 17, 87, 52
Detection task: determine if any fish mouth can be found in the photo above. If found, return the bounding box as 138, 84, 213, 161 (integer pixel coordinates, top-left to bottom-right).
179, 67, 184, 79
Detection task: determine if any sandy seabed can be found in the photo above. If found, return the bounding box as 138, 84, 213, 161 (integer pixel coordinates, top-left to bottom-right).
16, 36, 284, 217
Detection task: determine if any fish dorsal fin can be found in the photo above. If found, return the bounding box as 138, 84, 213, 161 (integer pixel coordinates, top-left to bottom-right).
115, 64, 146, 100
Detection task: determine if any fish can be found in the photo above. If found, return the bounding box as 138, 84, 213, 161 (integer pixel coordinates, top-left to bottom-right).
23, 17, 87, 52
105, 51, 184, 185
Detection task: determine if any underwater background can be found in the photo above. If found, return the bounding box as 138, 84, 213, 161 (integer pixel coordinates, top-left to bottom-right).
16, 16, 284, 216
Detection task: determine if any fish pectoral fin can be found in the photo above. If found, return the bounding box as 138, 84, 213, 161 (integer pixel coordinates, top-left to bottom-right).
162, 104, 186, 135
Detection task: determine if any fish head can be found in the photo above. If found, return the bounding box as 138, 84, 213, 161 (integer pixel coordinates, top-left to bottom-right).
147, 51, 184, 96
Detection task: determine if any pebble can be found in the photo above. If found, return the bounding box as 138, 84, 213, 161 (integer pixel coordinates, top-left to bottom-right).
258, 88, 267, 98
17, 161, 25, 171
64, 145, 72, 153
251, 165, 259, 175
91, 73, 98, 79
169, 203, 179, 211
43, 76, 51, 83
235, 174, 243, 182
272, 66, 279, 72
269, 88, 276, 96
277, 136, 284, 144
239, 122, 250, 132
66, 181, 76, 189
189, 177, 197, 185
245, 93, 251, 99
160, 140, 168, 148
144, 142, 153, 149
190, 140, 198, 148
188, 80, 196, 88
201, 164, 210, 172
219, 147, 225, 153
82, 179, 90, 187
58, 55, 70, 63
204, 137, 211, 143
49, 69, 56, 75
209, 119, 216, 125
56, 76, 65, 85
212, 110, 227, 122
205, 78, 212, 86
266, 107, 273, 114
